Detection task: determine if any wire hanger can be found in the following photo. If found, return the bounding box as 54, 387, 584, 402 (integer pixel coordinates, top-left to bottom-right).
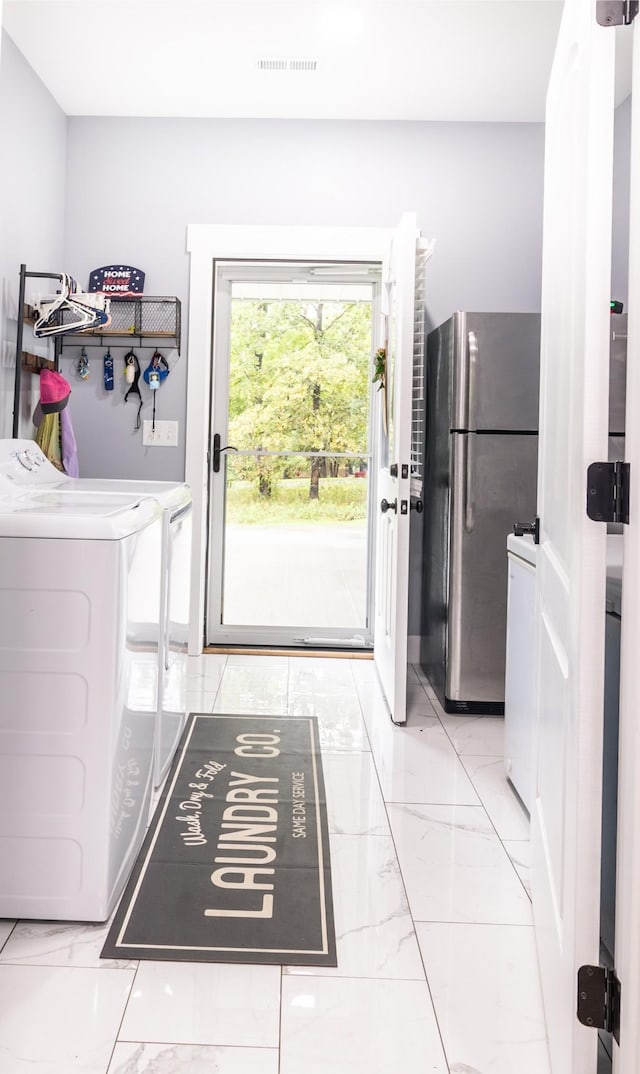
33, 273, 111, 337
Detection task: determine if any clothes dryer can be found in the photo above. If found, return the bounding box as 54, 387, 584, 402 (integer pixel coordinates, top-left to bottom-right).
0, 440, 192, 788
0, 478, 163, 921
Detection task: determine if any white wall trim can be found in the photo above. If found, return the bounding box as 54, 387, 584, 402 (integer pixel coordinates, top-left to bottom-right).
407, 634, 421, 665
185, 223, 394, 653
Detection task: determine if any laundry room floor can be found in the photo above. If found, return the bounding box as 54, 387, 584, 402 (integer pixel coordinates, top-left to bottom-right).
0, 654, 550, 1074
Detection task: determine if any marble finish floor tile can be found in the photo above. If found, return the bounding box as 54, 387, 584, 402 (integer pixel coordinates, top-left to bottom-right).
461, 755, 530, 841
289, 657, 356, 694
410, 664, 440, 697
280, 976, 449, 1074
107, 1042, 279, 1074
288, 691, 370, 751
368, 716, 480, 806
405, 683, 439, 720
388, 803, 532, 924
0, 964, 134, 1074
356, 669, 438, 732
225, 653, 290, 669
119, 961, 281, 1048
503, 839, 532, 898
439, 711, 506, 755
349, 657, 376, 692
417, 922, 551, 1074
286, 834, 424, 980
322, 752, 390, 836
0, 921, 15, 953
4, 654, 548, 1073
186, 655, 227, 696
185, 687, 217, 714
212, 665, 289, 714
0, 920, 136, 969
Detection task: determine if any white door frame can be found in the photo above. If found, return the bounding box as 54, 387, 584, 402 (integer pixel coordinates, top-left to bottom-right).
614, 21, 640, 1073
372, 214, 421, 724
185, 224, 392, 654
205, 259, 381, 648
530, 2, 615, 1070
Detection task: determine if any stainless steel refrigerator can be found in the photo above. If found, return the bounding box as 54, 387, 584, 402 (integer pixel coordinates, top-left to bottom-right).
420, 311, 541, 714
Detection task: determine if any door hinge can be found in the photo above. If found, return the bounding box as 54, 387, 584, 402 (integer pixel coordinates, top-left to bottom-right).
586, 461, 630, 524
597, 0, 638, 25
577, 965, 621, 1044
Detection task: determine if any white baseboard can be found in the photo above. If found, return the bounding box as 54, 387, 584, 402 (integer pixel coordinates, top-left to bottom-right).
407, 634, 421, 665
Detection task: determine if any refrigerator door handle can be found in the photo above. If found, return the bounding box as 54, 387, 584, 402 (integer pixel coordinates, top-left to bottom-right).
462, 433, 476, 533
466, 433, 474, 534
466, 330, 478, 430
464, 331, 478, 532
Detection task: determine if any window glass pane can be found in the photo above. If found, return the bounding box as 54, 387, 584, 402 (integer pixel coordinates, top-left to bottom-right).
228, 294, 372, 455
222, 455, 369, 630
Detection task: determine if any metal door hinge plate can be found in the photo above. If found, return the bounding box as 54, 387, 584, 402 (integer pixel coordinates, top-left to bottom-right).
577, 965, 621, 1043
586, 461, 629, 524
597, 0, 638, 25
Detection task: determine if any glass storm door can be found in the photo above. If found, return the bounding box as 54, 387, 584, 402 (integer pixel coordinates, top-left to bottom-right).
206, 261, 380, 648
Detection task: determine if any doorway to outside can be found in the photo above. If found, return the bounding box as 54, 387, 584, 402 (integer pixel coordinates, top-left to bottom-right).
205, 261, 381, 649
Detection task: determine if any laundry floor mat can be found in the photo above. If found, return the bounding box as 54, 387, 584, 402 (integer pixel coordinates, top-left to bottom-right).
101, 712, 336, 965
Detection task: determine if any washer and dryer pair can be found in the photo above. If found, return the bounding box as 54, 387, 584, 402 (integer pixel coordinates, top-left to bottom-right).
0, 439, 192, 922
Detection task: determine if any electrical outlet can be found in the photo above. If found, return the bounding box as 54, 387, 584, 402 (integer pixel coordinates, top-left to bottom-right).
142, 419, 179, 447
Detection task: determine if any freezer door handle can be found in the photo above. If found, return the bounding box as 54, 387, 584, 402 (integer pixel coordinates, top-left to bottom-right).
465, 329, 479, 429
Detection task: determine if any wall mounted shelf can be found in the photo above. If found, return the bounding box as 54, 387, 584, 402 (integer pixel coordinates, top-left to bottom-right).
12, 265, 182, 437
60, 296, 182, 353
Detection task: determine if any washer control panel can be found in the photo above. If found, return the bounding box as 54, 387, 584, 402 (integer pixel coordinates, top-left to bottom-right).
0, 439, 66, 490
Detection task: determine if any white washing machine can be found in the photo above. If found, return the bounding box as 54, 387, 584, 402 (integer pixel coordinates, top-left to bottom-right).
0, 471, 163, 921
0, 440, 192, 788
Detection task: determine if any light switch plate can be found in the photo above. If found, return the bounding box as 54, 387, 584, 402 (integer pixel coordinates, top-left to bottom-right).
142, 419, 179, 446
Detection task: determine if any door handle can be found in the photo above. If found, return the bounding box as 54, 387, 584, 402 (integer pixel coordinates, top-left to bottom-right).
513, 518, 540, 544
212, 433, 238, 473
380, 498, 397, 514
411, 499, 423, 513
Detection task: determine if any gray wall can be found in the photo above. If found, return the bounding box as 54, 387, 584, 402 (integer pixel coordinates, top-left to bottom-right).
63, 116, 546, 488
0, 30, 67, 439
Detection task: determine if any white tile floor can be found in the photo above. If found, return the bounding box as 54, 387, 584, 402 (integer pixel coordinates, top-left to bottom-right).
0, 655, 551, 1074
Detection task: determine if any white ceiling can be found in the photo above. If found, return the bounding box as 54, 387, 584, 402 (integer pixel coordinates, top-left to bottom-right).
1, 0, 633, 123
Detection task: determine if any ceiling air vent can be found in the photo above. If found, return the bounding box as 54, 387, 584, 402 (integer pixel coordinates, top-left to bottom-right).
257, 58, 318, 72
288, 59, 317, 72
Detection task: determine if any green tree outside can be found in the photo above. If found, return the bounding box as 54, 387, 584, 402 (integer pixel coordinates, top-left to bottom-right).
227, 298, 372, 507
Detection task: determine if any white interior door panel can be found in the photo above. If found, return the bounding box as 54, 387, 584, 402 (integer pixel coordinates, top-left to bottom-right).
531, 2, 615, 1071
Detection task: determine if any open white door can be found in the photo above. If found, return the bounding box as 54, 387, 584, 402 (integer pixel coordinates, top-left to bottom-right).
373, 213, 421, 725
531, 3, 615, 1072
614, 19, 640, 1074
